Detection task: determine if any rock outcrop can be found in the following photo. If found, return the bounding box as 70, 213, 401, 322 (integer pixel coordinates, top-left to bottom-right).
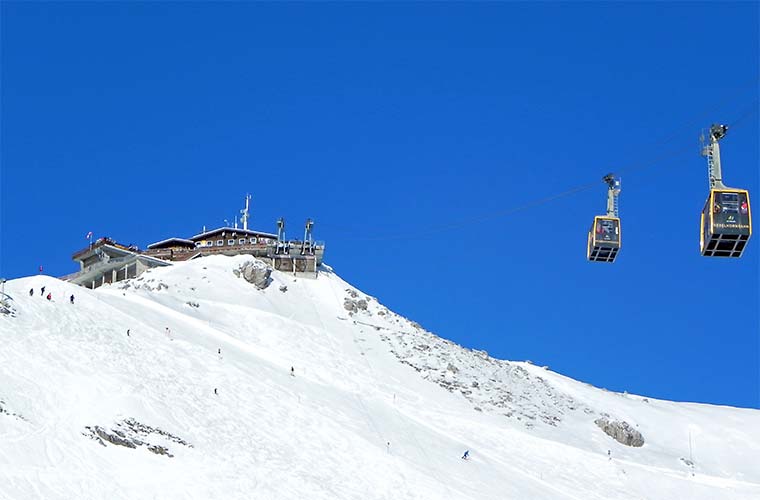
594, 416, 645, 447
235, 260, 272, 289
83, 418, 192, 457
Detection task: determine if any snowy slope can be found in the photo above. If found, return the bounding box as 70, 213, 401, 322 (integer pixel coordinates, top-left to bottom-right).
0, 255, 758, 500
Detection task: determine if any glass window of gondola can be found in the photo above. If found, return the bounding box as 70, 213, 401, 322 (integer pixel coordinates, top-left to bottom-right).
594, 218, 620, 244
712, 191, 750, 235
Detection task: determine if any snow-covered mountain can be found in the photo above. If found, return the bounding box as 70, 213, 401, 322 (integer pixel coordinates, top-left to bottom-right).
1, 255, 758, 499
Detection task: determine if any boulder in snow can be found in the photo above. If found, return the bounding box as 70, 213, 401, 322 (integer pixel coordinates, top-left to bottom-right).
594, 416, 645, 447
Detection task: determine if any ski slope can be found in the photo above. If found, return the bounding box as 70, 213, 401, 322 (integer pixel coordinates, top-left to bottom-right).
1, 255, 758, 499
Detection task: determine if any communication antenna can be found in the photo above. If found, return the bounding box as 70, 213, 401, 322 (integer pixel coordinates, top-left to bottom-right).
240, 194, 251, 231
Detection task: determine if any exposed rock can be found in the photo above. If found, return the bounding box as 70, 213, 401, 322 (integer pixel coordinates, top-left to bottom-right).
279, 285, 288, 293
237, 260, 272, 289
148, 444, 173, 457
594, 417, 645, 447
186, 301, 200, 308
344, 298, 368, 313
83, 418, 192, 457
0, 399, 26, 421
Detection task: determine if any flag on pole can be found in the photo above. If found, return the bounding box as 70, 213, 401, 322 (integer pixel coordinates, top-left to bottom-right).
86, 231, 93, 239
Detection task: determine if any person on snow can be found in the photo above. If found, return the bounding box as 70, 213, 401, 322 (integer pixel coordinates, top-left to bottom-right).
29, 288, 34, 296
46, 293, 52, 301
461, 450, 470, 460
127, 329, 130, 337
40, 286, 45, 296
69, 294, 75, 304
290, 366, 295, 377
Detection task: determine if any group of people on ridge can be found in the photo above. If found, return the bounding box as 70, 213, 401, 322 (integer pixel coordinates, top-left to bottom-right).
30, 286, 74, 304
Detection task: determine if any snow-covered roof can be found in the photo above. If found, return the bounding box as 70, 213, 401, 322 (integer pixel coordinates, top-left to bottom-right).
146, 238, 196, 249
189, 227, 277, 241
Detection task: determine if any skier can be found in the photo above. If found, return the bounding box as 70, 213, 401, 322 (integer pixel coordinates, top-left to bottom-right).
40, 286, 45, 296
290, 366, 295, 377
29, 288, 33, 296
46, 293, 52, 301
607, 450, 611, 461
127, 329, 130, 337
462, 450, 470, 460
69, 294, 75, 304
165, 327, 172, 340
214, 388, 218, 395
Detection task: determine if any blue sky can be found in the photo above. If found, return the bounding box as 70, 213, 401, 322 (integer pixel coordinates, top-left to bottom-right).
1, 2, 758, 408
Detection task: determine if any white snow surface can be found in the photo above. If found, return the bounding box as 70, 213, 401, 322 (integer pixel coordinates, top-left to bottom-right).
0, 255, 758, 499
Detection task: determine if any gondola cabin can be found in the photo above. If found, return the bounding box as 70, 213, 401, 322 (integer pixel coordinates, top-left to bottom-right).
587, 216, 621, 263
700, 188, 751, 257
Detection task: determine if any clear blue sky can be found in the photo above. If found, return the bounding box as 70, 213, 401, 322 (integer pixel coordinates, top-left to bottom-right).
2, 3, 758, 408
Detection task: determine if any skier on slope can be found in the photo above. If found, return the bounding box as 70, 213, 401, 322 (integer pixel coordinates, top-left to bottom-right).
29, 288, 33, 296
40, 286, 45, 296
46, 293, 52, 301
461, 450, 470, 460
70, 294, 75, 304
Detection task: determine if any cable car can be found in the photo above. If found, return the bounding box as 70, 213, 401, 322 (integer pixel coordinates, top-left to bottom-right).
699, 124, 752, 257
587, 175, 621, 263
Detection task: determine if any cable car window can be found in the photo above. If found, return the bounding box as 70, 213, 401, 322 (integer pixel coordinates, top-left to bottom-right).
595, 218, 620, 244
713, 191, 750, 234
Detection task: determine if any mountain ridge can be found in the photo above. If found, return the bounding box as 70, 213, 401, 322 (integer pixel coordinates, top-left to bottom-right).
0, 254, 758, 499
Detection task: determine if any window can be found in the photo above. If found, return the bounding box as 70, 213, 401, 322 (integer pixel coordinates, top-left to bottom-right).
228, 239, 235, 245
216, 240, 224, 246
250, 237, 257, 244
207, 241, 214, 247
239, 238, 246, 245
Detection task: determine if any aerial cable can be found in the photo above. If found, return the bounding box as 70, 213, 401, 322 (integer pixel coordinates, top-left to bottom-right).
322, 99, 757, 243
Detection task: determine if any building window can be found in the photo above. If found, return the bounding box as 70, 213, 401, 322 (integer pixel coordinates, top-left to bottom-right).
228, 239, 235, 245
239, 238, 246, 245
216, 240, 224, 246
250, 237, 257, 244
206, 241, 214, 247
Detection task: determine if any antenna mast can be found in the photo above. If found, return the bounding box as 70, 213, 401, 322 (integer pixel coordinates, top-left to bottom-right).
240, 194, 251, 231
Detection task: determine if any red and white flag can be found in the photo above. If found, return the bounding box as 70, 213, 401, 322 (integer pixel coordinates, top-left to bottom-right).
86, 231, 93, 239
